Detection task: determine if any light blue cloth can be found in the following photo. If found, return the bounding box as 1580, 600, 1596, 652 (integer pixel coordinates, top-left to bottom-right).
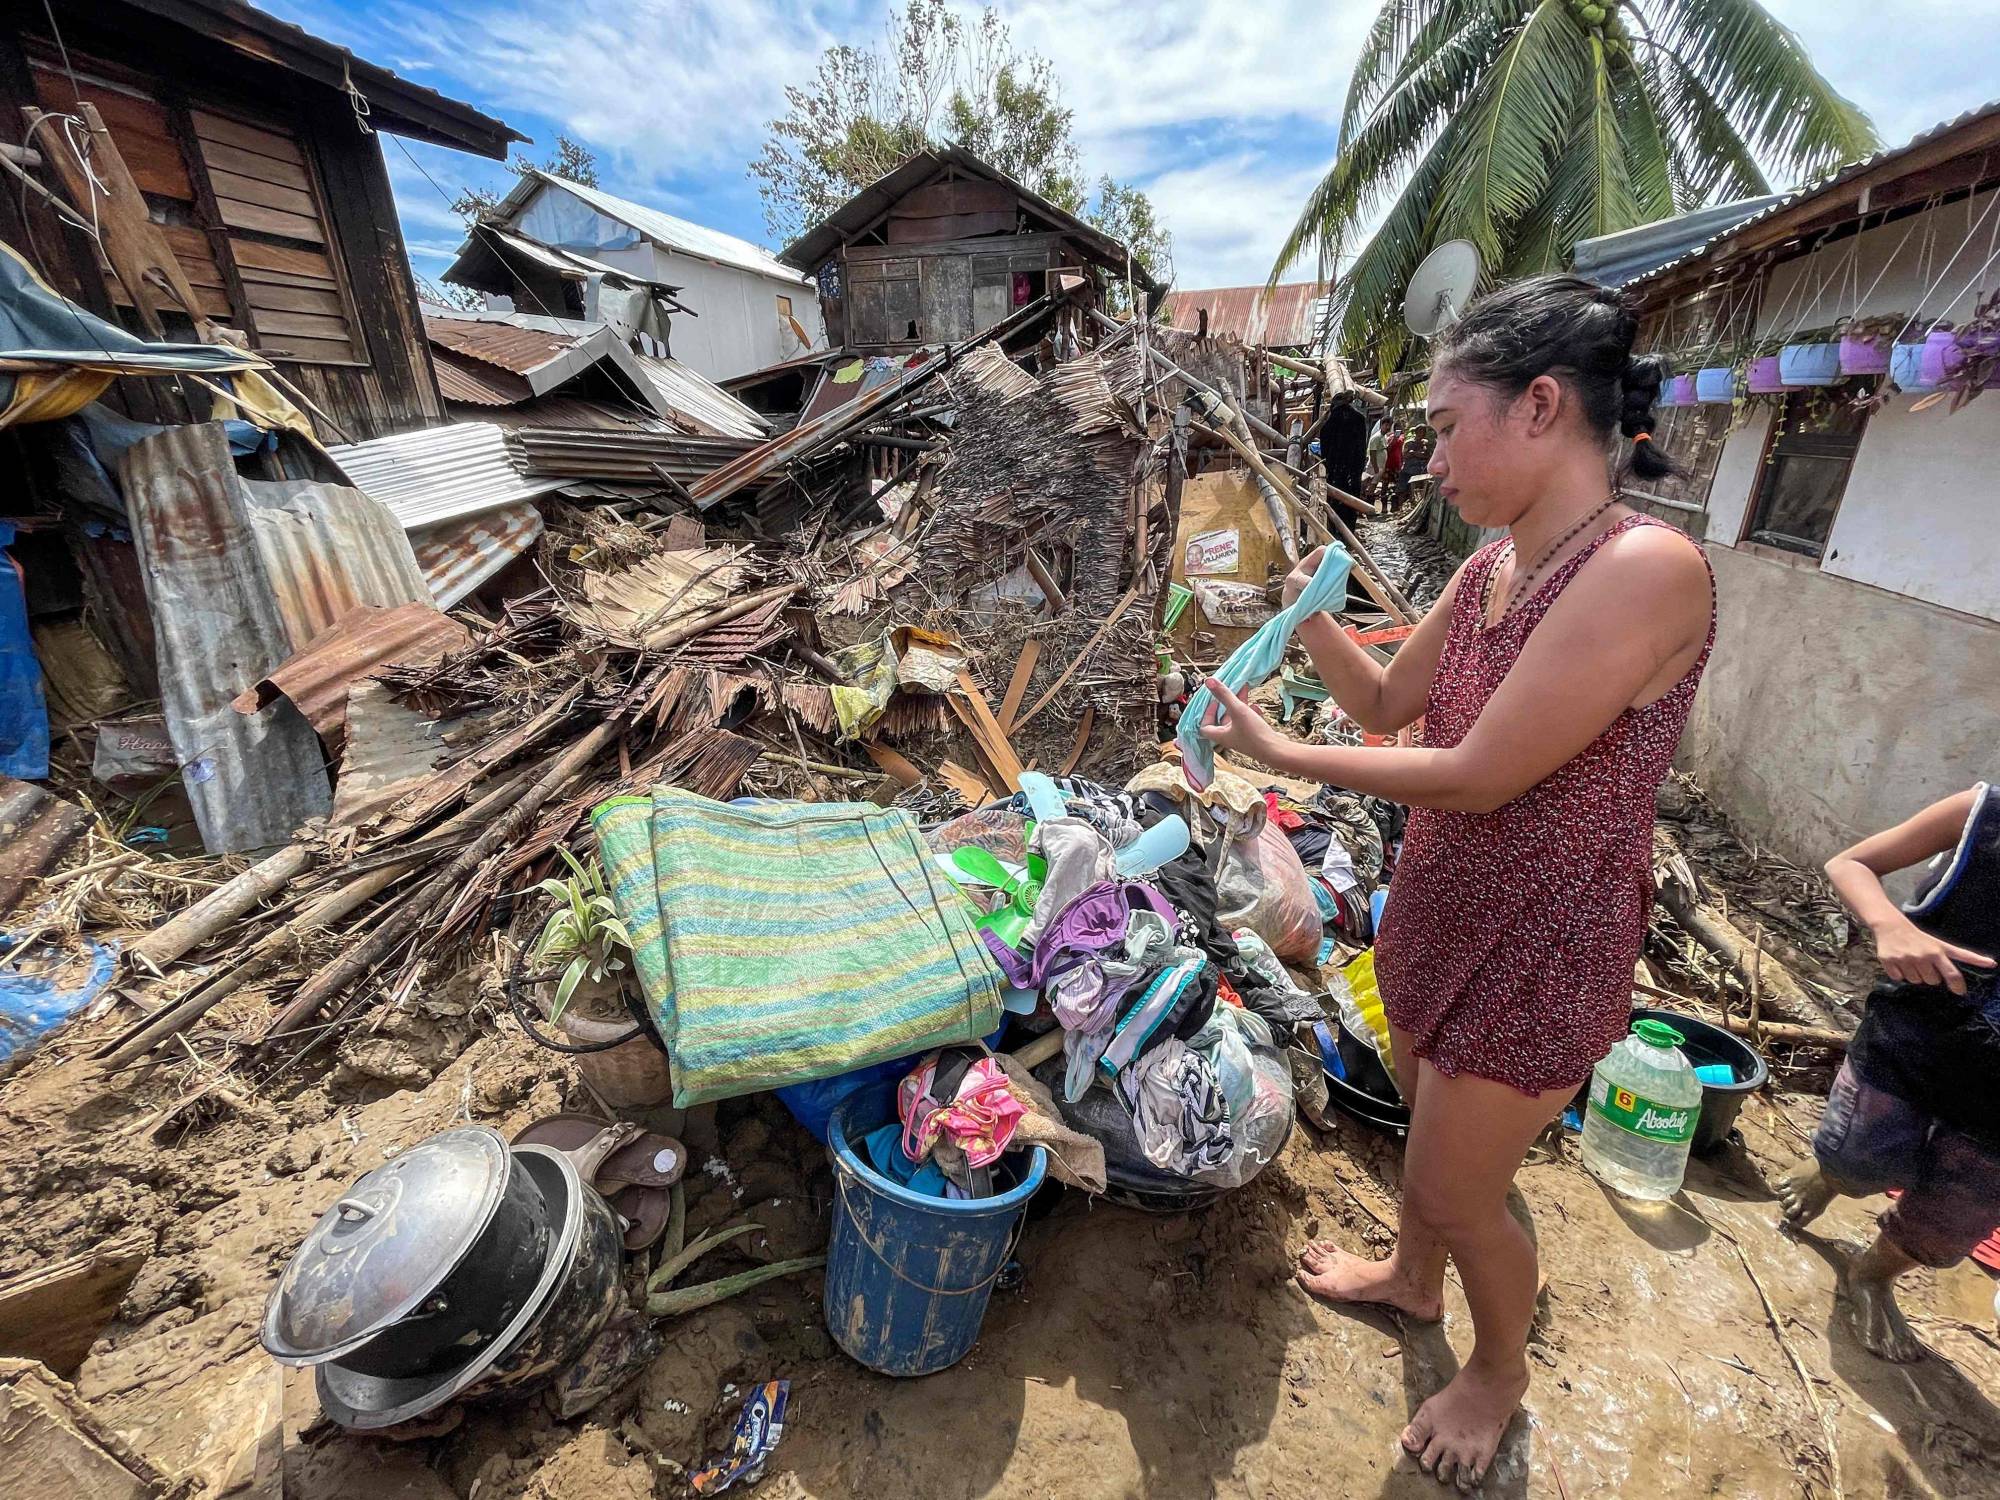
1176, 544, 1353, 790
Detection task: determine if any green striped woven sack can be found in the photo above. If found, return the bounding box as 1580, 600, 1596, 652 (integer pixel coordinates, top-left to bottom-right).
592, 786, 1003, 1107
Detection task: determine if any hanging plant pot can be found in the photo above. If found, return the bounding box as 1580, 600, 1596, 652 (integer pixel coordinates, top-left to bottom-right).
1694, 366, 1735, 403
1778, 342, 1841, 386
1890, 340, 1938, 392
1838, 331, 1893, 376
1659, 374, 1695, 407
1919, 327, 1961, 387
1745, 355, 1791, 395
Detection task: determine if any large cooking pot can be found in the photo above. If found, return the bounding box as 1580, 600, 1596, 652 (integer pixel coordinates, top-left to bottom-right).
314, 1143, 626, 1431
262, 1126, 554, 1380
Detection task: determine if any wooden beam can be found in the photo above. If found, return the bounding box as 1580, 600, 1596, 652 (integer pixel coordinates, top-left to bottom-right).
949, 670, 1025, 791
998, 639, 1042, 733
0, 1235, 149, 1377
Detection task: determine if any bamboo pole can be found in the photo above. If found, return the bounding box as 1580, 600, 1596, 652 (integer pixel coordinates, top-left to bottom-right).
127, 844, 315, 975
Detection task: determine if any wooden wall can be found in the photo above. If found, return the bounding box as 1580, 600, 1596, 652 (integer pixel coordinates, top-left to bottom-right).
0, 4, 444, 441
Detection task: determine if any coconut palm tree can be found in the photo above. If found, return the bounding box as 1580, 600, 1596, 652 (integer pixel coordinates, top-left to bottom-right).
1279, 0, 1878, 376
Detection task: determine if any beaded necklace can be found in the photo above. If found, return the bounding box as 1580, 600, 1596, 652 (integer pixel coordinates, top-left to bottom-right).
1481, 495, 1621, 628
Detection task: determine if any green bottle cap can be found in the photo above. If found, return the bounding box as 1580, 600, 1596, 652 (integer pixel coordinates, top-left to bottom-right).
1632, 1018, 1686, 1049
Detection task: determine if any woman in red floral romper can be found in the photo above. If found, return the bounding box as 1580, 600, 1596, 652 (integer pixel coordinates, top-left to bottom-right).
1200, 275, 1715, 1490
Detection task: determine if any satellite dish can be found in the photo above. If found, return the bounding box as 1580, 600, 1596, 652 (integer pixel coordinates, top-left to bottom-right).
1404, 239, 1483, 337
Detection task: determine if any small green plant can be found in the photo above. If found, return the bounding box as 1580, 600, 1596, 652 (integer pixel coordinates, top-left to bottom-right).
530, 846, 632, 1021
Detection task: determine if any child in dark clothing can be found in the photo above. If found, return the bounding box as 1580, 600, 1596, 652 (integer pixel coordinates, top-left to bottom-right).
1777, 783, 1999, 1362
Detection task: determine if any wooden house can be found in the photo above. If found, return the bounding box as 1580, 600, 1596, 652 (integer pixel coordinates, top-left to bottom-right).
778, 147, 1163, 354
0, 0, 521, 440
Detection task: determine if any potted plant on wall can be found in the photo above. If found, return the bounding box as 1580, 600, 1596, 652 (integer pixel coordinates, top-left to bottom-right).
1694, 347, 1739, 403
1778, 325, 1843, 386
1744, 336, 1794, 395
1919, 288, 2000, 411
1838, 314, 1904, 376
529, 846, 672, 1109
1660, 369, 1697, 407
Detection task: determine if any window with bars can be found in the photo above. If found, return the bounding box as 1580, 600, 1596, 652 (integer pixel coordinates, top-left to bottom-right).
27, 52, 365, 366
1741, 389, 1870, 559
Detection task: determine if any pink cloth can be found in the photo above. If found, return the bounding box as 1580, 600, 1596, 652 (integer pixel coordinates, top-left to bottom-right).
898, 1055, 1025, 1169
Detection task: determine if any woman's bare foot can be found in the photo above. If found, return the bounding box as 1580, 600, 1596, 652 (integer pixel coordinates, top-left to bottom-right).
1400, 1358, 1530, 1490
1775, 1159, 1838, 1229
1297, 1243, 1443, 1322
1843, 1260, 1923, 1362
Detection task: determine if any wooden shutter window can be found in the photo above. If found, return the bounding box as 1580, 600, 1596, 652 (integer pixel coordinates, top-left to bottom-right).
189, 111, 361, 365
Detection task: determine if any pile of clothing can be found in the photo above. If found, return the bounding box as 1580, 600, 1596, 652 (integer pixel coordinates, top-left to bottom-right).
1266, 787, 1404, 950
928, 769, 1302, 1192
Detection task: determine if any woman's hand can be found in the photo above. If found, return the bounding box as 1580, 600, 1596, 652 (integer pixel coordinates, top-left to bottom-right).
1196, 679, 1283, 765
1872, 912, 1995, 996
1282, 546, 1333, 610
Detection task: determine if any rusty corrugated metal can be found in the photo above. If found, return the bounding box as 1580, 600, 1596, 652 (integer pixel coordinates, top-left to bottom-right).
120, 424, 332, 853
239, 477, 435, 648
434, 348, 533, 407
1160, 282, 1330, 349
234, 602, 471, 747
424, 314, 581, 374
329, 680, 458, 829
0, 777, 90, 917
411, 503, 545, 608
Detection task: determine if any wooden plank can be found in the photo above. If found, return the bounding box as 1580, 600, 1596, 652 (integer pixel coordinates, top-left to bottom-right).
28, 71, 192, 200
238, 265, 340, 294
896, 179, 1015, 218
937, 759, 995, 806
0, 1234, 148, 1377
228, 238, 337, 279
216, 198, 324, 243
196, 139, 311, 192
997, 638, 1041, 734
251, 308, 350, 340
190, 108, 305, 165
1060, 706, 1096, 776
207, 168, 317, 218
887, 210, 1015, 244
157, 226, 227, 287
266, 334, 363, 365
860, 742, 923, 788
242, 282, 346, 317
950, 669, 1024, 791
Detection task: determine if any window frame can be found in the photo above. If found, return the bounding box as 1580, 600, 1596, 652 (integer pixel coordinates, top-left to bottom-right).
1737, 387, 1871, 563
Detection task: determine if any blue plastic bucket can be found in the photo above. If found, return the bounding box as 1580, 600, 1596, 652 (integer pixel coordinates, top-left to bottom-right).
824, 1092, 1047, 1377
1693, 366, 1735, 403
1778, 342, 1841, 386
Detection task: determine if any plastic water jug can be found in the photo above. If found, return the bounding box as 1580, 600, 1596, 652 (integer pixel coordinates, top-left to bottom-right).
1581, 1019, 1702, 1200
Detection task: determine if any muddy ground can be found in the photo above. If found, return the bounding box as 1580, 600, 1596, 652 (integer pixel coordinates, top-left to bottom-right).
5, 956, 1997, 1500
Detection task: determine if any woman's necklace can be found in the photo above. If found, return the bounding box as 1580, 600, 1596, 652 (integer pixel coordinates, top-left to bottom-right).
1483, 494, 1621, 626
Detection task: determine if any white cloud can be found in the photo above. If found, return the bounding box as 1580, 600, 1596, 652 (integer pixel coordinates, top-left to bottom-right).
1763, 1, 2000, 151
1141, 152, 1330, 290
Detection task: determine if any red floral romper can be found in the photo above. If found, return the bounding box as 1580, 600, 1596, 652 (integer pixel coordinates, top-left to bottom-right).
1374, 514, 1715, 1096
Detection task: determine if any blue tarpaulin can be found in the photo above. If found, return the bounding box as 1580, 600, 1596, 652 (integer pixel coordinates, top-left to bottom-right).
0, 936, 117, 1064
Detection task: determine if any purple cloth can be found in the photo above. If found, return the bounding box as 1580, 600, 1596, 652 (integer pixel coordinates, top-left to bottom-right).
980, 880, 1177, 990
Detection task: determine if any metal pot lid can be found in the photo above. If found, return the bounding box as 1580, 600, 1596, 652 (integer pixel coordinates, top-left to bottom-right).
315, 1145, 589, 1430
264, 1126, 512, 1365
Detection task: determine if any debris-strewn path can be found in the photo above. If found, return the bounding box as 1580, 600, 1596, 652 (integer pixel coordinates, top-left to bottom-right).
4, 977, 1996, 1499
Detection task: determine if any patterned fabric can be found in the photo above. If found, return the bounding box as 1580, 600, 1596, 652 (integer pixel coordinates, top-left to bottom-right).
1375, 515, 1715, 1095
898, 1054, 1023, 1169
593, 787, 1003, 1107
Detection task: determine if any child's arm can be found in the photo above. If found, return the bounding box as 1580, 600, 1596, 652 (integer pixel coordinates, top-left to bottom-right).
1826, 789, 1994, 996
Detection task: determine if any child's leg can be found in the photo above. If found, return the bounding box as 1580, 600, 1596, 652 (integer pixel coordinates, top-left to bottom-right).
1778, 1060, 1924, 1228
1851, 1122, 2000, 1362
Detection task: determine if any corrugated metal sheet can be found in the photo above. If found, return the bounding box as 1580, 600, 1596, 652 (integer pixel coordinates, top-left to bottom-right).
510, 427, 758, 487
120, 424, 332, 853
0, 777, 90, 917
433, 349, 533, 406
454, 395, 679, 433
235, 602, 471, 745
1159, 283, 1330, 348
328, 422, 567, 528
483, 228, 631, 282
411, 503, 545, 608
1615, 101, 2000, 295
1571, 195, 1788, 288
633, 355, 768, 439
425, 314, 581, 376
238, 478, 434, 647
522, 170, 808, 286
329, 680, 458, 829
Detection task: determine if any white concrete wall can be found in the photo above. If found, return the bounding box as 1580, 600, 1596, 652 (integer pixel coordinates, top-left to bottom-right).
1705, 189, 2000, 622
1681, 190, 2000, 880
647, 246, 819, 382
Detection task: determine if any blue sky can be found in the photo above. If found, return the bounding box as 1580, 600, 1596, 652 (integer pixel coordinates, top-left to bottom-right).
260, 1, 2000, 292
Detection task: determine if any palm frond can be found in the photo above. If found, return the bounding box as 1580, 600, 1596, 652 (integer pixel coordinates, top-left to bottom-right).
1435, 0, 1593, 263
1613, 58, 1678, 221
1329, 121, 1469, 378
1340, 1, 1426, 147
1644, 45, 1773, 203
1649, 0, 1878, 176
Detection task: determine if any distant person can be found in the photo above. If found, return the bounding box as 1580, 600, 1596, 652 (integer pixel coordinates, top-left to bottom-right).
1777, 784, 1998, 1362
1367, 418, 1390, 494
1400, 426, 1433, 503
1322, 397, 1370, 503
1198, 275, 1711, 1488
